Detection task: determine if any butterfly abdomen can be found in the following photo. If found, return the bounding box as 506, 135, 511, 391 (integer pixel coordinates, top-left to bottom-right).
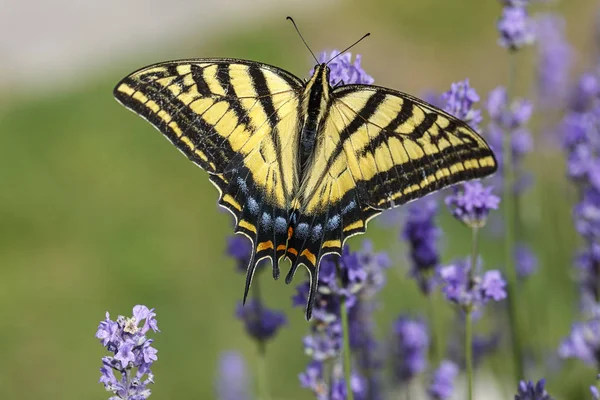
299, 64, 332, 170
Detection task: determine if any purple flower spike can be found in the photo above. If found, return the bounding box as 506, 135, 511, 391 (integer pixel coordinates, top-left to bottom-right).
442, 79, 482, 131
569, 73, 600, 112
216, 351, 250, 400
96, 305, 159, 400
445, 182, 500, 228
392, 316, 429, 383
535, 13, 573, 109
516, 244, 538, 279
439, 259, 507, 310
514, 379, 553, 400
559, 318, 600, 366
312, 50, 374, 86
403, 199, 441, 295
226, 235, 253, 273
235, 299, 287, 342
428, 360, 459, 400
497, 6, 535, 50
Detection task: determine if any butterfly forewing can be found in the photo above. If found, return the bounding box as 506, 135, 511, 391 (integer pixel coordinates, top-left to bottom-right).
113, 59, 304, 291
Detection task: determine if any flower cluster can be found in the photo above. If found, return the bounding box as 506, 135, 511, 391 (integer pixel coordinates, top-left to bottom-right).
299, 361, 367, 400
534, 13, 573, 109
441, 79, 482, 131
445, 182, 501, 228
96, 305, 159, 400
559, 71, 600, 312
402, 198, 441, 295
438, 258, 507, 311
236, 299, 287, 342
391, 316, 429, 383
559, 318, 600, 366
427, 360, 459, 400
486, 86, 534, 193
312, 50, 374, 86
497, 1, 535, 50
295, 242, 390, 399
514, 379, 553, 400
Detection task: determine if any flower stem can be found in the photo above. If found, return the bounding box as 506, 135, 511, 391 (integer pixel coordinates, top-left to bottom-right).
256, 342, 271, 400
427, 295, 443, 365
503, 50, 524, 383
466, 226, 479, 400
465, 310, 474, 400
336, 259, 354, 400
252, 274, 271, 400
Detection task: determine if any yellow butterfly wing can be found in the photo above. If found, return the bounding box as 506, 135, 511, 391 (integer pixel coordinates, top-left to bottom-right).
285, 84, 497, 294
113, 59, 304, 294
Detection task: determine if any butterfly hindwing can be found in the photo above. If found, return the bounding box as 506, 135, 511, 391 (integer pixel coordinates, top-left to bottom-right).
113, 59, 305, 290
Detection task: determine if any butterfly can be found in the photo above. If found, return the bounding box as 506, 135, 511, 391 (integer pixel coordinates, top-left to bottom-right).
114, 42, 497, 320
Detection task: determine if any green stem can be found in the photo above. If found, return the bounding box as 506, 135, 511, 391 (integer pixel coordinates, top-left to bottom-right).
466, 226, 479, 400
427, 295, 443, 364
257, 342, 270, 400
336, 259, 354, 400
503, 51, 525, 383
465, 310, 474, 400
252, 274, 271, 400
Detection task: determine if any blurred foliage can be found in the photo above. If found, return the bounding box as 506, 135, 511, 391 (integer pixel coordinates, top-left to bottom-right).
0, 1, 599, 399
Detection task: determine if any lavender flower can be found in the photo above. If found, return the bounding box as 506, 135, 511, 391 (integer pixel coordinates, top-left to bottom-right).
592, 385, 599, 400
445, 182, 500, 228
392, 316, 429, 383
514, 379, 553, 400
300, 361, 329, 400
442, 79, 482, 131
403, 199, 441, 294
559, 318, 600, 366
497, 6, 535, 50
577, 242, 600, 303
216, 351, 250, 400
312, 50, 374, 86
96, 305, 159, 400
300, 361, 367, 400
235, 299, 287, 342
486, 87, 534, 193
569, 73, 599, 112
534, 13, 573, 109
428, 360, 459, 400
516, 244, 538, 279
439, 258, 507, 310
227, 235, 253, 273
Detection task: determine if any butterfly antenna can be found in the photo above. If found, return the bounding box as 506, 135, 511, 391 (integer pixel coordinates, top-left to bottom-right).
287, 16, 319, 64
326, 32, 371, 64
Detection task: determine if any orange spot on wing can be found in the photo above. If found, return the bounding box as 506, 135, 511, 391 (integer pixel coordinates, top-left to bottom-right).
287, 227, 293, 240
256, 241, 274, 252
276, 244, 287, 251
301, 249, 316, 266
287, 248, 298, 256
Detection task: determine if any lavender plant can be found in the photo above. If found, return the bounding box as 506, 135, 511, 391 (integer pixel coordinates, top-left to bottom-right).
96, 305, 159, 400
495, 0, 537, 384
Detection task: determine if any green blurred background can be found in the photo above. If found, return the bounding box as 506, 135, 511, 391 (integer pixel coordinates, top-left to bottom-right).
1, 0, 598, 398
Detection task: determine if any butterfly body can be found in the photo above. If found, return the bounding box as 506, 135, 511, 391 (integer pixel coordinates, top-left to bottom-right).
114, 58, 497, 319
